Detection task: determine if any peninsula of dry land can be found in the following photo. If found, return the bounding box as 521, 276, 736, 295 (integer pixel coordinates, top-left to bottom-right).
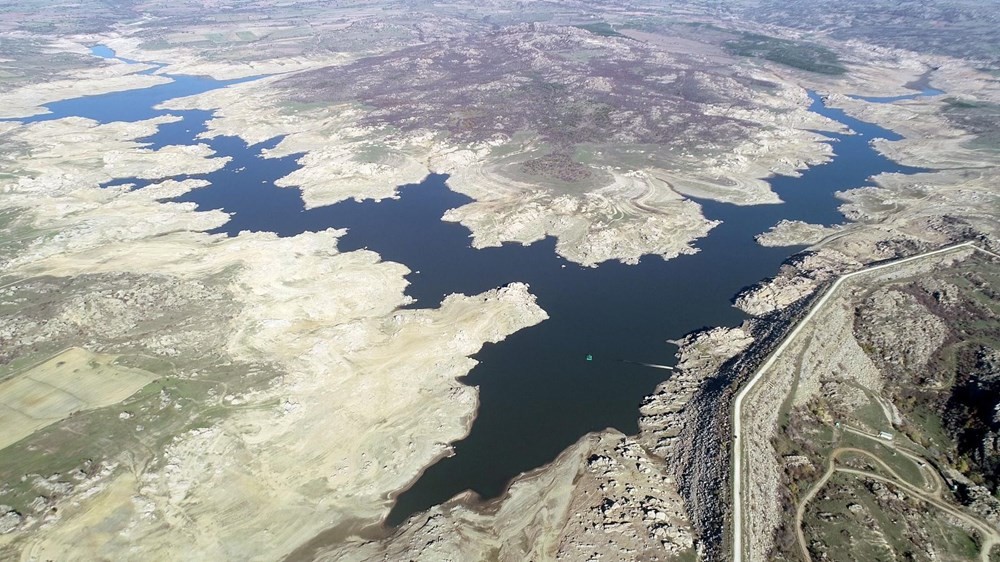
1, 1, 999, 560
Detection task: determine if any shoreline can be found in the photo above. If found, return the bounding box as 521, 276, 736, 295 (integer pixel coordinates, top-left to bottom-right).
2, 13, 998, 561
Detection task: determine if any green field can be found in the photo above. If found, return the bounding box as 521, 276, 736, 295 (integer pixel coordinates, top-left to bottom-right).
574, 22, 626, 38
724, 33, 846, 75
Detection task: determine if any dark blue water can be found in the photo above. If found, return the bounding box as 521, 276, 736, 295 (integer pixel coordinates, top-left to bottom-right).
851, 87, 944, 104
90, 45, 140, 65
13, 48, 931, 528
144, 92, 925, 525
14, 46, 253, 125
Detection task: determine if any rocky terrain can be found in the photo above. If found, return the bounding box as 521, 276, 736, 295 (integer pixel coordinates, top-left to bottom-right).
856, 263, 1000, 505
755, 220, 844, 248
738, 246, 1000, 561
307, 430, 695, 562
302, 323, 761, 561
0, 73, 550, 559
1, 0, 1000, 561
153, 18, 841, 267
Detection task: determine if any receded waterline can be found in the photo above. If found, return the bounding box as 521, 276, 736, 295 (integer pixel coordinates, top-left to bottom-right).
10, 45, 257, 126
384, 92, 930, 525
9, 58, 934, 532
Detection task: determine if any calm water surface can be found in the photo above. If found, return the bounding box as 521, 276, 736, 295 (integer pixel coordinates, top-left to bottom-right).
15, 47, 930, 527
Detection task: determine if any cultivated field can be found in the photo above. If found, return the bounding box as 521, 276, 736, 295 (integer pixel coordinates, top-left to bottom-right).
0, 347, 153, 449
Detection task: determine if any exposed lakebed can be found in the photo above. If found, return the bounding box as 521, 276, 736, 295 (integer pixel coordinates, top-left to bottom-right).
17, 46, 933, 528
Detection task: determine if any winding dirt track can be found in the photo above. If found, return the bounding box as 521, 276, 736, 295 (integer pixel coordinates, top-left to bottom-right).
795, 440, 999, 562
731, 242, 1000, 562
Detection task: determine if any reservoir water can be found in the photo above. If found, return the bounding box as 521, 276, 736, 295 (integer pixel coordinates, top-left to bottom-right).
16, 47, 930, 528
851, 87, 944, 104
17, 47, 253, 126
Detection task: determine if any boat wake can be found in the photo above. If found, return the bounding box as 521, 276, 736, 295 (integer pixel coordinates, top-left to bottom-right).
621, 359, 675, 371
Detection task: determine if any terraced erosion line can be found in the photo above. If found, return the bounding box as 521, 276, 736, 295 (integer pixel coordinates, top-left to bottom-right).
730, 241, 1000, 562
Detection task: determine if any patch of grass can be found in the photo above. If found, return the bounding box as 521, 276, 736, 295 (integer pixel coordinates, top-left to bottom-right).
137, 38, 171, 50
836, 450, 891, 476
0, 207, 42, 270
495, 145, 613, 196
724, 33, 846, 75
839, 432, 925, 487
899, 401, 950, 449
278, 100, 333, 115
845, 386, 893, 433
0, 368, 254, 514
941, 97, 1000, 151
804, 472, 980, 561
944, 97, 981, 110
803, 473, 900, 561
574, 22, 626, 38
